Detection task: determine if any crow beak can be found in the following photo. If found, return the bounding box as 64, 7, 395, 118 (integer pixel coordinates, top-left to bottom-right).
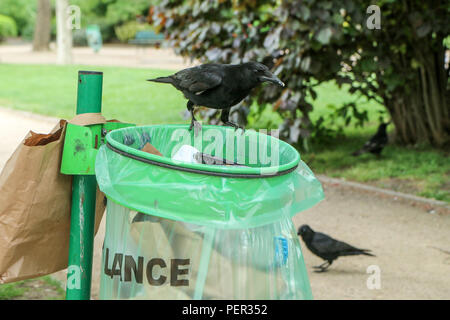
259, 74, 285, 87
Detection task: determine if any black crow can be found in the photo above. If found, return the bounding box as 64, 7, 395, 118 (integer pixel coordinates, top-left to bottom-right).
297, 225, 375, 272
147, 62, 284, 132
352, 122, 389, 156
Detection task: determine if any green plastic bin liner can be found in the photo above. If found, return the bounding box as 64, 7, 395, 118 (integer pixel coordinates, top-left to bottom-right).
96, 125, 324, 300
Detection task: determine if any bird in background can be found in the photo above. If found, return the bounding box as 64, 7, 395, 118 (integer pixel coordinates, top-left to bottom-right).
146, 62, 284, 133
352, 122, 390, 156
297, 224, 375, 272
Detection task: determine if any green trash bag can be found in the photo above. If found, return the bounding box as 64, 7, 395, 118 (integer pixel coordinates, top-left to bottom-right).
95, 125, 324, 300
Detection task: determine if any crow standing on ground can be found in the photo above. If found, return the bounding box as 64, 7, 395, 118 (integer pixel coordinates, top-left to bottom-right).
352, 122, 389, 156
147, 62, 284, 132
297, 225, 375, 272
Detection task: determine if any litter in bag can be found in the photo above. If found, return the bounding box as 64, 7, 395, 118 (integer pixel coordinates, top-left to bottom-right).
96, 125, 324, 299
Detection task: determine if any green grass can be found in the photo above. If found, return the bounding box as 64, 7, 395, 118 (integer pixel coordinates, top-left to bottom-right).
42, 276, 65, 299
0, 64, 188, 125
0, 276, 65, 300
0, 63, 448, 202
0, 281, 27, 299
301, 132, 450, 201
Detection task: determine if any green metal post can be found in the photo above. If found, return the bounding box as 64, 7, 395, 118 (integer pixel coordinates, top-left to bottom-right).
66, 71, 103, 300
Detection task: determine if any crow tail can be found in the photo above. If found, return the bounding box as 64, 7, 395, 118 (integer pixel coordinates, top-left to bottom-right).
360, 250, 375, 257
146, 76, 173, 84
341, 249, 375, 257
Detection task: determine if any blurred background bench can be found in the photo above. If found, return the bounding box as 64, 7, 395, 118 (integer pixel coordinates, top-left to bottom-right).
129, 30, 164, 48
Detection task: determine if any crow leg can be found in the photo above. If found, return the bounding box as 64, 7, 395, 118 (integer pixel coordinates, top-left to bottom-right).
313, 261, 330, 269
187, 100, 196, 127
221, 108, 244, 132
187, 101, 202, 135
313, 261, 332, 273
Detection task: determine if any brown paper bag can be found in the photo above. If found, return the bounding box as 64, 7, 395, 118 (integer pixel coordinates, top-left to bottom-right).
0, 116, 106, 284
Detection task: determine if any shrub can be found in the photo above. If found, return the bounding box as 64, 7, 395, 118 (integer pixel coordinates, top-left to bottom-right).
0, 14, 17, 41
0, 0, 35, 38
114, 21, 153, 43
153, 0, 450, 147
71, 0, 153, 42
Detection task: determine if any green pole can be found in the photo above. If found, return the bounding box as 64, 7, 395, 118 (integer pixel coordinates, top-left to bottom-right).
66, 71, 103, 300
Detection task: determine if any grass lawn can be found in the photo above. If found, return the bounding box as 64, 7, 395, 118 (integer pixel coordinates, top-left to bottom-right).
0, 276, 64, 300
0, 63, 448, 202
0, 64, 188, 124
301, 133, 450, 201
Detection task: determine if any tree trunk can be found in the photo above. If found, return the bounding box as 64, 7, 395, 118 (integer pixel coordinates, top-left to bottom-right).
386, 41, 449, 147
32, 0, 52, 52
56, 0, 73, 64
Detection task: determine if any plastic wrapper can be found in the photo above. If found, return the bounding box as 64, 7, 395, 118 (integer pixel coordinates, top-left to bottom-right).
96, 125, 324, 299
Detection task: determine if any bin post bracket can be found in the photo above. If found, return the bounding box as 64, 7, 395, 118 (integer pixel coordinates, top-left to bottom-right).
63, 70, 134, 300
61, 121, 135, 175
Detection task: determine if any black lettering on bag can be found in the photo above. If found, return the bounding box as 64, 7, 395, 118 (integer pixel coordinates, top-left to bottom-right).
111, 253, 123, 280
124, 255, 143, 283
171, 259, 190, 286
103, 248, 113, 277
104, 249, 191, 286
146, 258, 166, 286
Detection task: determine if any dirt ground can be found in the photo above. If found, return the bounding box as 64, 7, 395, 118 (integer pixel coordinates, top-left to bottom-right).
0, 107, 449, 300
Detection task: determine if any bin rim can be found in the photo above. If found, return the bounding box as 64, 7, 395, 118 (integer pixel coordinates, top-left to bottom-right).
105, 124, 301, 178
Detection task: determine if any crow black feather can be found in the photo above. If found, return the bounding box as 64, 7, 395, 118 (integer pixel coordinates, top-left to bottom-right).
298, 224, 375, 272
352, 122, 389, 156
147, 62, 284, 132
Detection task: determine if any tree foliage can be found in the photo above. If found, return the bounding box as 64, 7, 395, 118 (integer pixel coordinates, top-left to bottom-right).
71, 0, 153, 41
153, 0, 450, 147
0, 0, 36, 39
114, 20, 153, 43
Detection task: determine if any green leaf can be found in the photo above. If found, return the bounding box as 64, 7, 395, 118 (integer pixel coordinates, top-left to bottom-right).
416, 23, 432, 38
315, 27, 333, 44
300, 6, 311, 20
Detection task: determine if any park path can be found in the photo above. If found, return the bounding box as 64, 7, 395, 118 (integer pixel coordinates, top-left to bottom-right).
0, 43, 196, 70
1, 106, 449, 300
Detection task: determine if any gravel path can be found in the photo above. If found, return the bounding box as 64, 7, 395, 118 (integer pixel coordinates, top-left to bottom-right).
293, 184, 450, 300
0, 43, 195, 70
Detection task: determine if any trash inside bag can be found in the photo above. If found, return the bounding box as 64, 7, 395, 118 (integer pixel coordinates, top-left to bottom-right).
172, 144, 200, 164
171, 144, 249, 166
96, 125, 324, 229
96, 125, 324, 299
